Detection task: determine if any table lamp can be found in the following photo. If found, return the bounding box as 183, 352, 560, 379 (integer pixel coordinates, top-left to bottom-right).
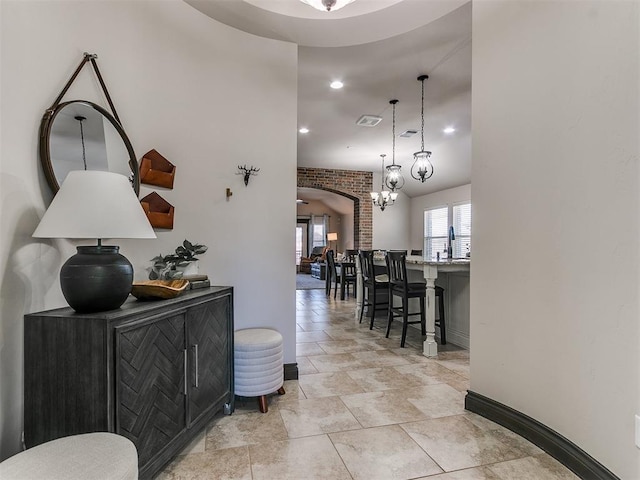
33, 171, 156, 313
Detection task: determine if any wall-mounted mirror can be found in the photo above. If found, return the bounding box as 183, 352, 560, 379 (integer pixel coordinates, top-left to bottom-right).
39, 100, 139, 194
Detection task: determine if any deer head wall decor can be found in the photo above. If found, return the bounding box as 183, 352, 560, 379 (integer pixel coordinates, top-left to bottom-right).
237, 165, 260, 186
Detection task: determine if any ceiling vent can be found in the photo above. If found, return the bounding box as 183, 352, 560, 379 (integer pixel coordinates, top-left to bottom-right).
400, 129, 418, 138
356, 115, 382, 127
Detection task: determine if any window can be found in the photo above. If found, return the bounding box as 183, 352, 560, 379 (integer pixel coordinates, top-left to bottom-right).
453, 203, 471, 258
424, 202, 472, 260
312, 224, 325, 248
424, 206, 448, 260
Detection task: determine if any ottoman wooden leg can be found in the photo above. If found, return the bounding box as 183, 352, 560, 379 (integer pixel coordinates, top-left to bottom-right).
277, 386, 286, 395
258, 395, 268, 413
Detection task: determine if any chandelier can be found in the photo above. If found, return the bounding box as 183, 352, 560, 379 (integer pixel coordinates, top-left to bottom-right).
371, 154, 397, 212
385, 99, 405, 193
411, 74, 434, 182
300, 0, 355, 12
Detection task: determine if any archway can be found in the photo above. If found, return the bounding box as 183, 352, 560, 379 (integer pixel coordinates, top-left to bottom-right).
297, 167, 373, 250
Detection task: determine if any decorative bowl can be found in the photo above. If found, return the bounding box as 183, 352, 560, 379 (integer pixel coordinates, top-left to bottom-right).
131, 279, 189, 300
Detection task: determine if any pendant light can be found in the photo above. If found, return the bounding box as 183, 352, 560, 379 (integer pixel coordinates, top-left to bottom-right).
371, 154, 397, 212
384, 99, 405, 192
300, 0, 355, 12
411, 74, 434, 182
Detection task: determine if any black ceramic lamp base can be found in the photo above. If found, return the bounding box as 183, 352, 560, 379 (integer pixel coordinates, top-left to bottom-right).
60, 245, 133, 313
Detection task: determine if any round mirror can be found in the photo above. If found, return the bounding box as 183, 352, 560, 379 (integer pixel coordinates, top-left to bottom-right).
39, 100, 139, 194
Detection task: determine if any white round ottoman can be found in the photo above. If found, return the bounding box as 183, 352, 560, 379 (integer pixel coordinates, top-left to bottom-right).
234, 328, 285, 413
0, 432, 138, 480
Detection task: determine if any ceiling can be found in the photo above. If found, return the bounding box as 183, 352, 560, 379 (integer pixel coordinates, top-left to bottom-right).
185, 0, 472, 201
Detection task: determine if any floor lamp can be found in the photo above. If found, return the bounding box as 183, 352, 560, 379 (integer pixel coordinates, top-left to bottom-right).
327, 232, 338, 253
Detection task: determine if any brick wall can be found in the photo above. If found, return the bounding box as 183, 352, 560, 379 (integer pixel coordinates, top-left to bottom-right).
297, 167, 373, 249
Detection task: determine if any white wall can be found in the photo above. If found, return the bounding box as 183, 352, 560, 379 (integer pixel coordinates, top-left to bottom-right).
409, 183, 471, 251
0, 0, 297, 461
372, 171, 411, 250
471, 1, 639, 477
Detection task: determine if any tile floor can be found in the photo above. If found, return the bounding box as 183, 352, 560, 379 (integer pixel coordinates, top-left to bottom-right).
157, 289, 578, 480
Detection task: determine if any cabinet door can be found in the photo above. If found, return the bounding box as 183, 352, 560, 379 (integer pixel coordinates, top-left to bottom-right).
115, 313, 187, 468
187, 296, 232, 426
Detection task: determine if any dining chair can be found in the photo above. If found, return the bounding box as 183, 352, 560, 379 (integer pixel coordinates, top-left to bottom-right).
385, 251, 427, 348
325, 249, 338, 297
358, 250, 389, 329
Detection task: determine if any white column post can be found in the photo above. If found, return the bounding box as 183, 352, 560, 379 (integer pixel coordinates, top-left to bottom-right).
423, 264, 439, 357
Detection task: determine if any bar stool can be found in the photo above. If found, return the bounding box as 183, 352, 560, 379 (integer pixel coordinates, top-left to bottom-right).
385, 251, 427, 347
359, 250, 389, 329
385, 251, 448, 348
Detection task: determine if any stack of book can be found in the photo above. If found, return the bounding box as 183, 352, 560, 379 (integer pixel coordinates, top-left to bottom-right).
182, 274, 210, 290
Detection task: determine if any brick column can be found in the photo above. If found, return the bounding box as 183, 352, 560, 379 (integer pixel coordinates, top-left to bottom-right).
297, 167, 373, 250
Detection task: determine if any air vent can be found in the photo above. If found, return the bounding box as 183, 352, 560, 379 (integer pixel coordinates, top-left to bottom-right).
356, 115, 382, 127
400, 129, 418, 138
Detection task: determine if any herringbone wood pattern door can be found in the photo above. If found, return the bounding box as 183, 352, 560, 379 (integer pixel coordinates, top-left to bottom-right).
187, 297, 231, 425
115, 313, 187, 466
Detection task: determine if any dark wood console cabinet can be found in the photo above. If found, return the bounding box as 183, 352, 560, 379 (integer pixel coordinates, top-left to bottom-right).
24, 287, 234, 479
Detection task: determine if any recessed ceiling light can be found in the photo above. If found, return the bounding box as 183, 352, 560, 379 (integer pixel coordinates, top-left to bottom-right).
330, 80, 344, 89
400, 129, 418, 138
299, 127, 309, 134
443, 126, 456, 134
356, 115, 382, 127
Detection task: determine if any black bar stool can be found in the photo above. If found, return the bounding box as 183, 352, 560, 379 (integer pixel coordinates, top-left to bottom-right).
385, 251, 447, 347
358, 250, 389, 329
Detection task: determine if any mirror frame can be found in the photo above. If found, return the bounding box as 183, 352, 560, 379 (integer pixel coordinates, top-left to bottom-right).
39, 100, 140, 195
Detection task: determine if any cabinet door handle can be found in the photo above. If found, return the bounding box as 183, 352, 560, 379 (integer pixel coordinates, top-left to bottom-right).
183, 349, 188, 395
193, 344, 199, 388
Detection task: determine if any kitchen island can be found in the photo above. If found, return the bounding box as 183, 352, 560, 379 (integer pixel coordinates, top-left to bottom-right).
362, 255, 470, 357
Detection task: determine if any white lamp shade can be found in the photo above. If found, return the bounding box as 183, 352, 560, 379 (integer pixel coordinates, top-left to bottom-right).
33, 170, 156, 240
327, 232, 338, 241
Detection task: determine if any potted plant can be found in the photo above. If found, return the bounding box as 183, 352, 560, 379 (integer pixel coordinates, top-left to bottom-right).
149, 239, 208, 280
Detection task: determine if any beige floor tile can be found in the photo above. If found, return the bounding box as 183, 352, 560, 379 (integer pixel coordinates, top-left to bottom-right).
205, 408, 288, 450
270, 380, 306, 406
308, 352, 373, 372
249, 435, 352, 480
156, 446, 252, 480
297, 331, 334, 343
297, 321, 333, 332
296, 342, 326, 356
463, 414, 542, 456
296, 356, 319, 375
346, 367, 423, 392
401, 414, 537, 472
339, 389, 429, 427
329, 424, 443, 479
405, 383, 467, 418
317, 339, 372, 354
351, 349, 412, 367
279, 396, 361, 438
416, 466, 501, 480
299, 371, 365, 397
393, 361, 467, 386
488, 453, 580, 479
435, 357, 471, 378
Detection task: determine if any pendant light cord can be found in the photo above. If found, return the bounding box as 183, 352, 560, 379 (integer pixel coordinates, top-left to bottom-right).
420, 77, 425, 152
76, 115, 87, 170
392, 101, 396, 165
